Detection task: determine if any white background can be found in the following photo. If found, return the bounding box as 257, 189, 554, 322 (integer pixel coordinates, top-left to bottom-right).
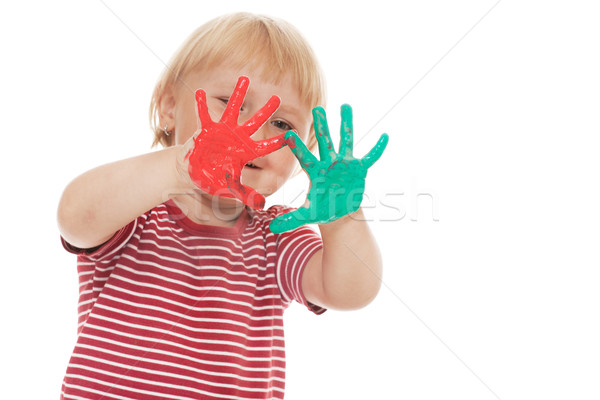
1, 1, 599, 399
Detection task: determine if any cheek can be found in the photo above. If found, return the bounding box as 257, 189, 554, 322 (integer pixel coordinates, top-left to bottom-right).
273, 148, 298, 177
254, 148, 297, 192
207, 101, 226, 122
174, 106, 199, 145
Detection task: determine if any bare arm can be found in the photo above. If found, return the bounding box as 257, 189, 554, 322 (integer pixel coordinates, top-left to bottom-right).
57, 146, 187, 249
302, 208, 383, 310
58, 76, 287, 250
269, 105, 388, 310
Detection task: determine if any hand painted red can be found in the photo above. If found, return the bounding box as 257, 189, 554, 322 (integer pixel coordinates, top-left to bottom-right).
185, 76, 285, 209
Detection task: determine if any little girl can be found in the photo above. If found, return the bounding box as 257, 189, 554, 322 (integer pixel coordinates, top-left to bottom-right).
58, 12, 387, 400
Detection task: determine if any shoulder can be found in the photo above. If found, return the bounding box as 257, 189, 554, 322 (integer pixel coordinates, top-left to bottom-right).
63, 203, 171, 260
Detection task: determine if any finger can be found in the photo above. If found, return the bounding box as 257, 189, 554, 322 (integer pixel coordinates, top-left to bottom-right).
254, 133, 287, 157
220, 76, 249, 126
361, 133, 389, 169
241, 95, 281, 136
285, 131, 318, 172
313, 107, 336, 161
195, 89, 212, 125
269, 207, 311, 234
338, 104, 354, 158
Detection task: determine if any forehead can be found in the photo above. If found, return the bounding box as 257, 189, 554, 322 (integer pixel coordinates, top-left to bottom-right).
202, 40, 293, 82
177, 64, 312, 121
182, 64, 307, 107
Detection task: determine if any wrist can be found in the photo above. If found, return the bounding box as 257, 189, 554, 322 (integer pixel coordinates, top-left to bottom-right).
156, 145, 195, 203
318, 207, 365, 235
170, 144, 196, 191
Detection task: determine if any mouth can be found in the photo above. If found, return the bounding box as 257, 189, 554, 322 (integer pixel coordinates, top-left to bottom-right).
245, 162, 260, 169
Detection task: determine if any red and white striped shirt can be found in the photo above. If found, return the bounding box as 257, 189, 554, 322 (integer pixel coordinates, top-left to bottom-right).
60, 201, 324, 400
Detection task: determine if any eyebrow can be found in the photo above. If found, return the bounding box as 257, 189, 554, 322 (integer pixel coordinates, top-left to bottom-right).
275, 103, 308, 117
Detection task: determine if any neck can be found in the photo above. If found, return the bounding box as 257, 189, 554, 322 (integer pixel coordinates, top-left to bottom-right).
170, 190, 245, 227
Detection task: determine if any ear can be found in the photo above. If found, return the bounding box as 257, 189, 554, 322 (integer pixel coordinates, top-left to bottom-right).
157, 84, 177, 130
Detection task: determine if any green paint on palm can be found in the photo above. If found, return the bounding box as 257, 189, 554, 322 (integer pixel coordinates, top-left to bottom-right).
270, 105, 389, 233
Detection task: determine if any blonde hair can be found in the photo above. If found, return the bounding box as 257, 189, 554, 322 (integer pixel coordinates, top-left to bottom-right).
149, 12, 326, 150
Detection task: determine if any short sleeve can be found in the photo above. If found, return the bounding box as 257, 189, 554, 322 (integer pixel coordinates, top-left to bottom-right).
61, 219, 137, 261
274, 210, 325, 315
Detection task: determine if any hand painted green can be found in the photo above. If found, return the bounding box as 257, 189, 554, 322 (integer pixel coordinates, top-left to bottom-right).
270, 105, 389, 233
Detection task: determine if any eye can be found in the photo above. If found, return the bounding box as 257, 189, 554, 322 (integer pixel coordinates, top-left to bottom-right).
271, 119, 293, 131
218, 97, 244, 111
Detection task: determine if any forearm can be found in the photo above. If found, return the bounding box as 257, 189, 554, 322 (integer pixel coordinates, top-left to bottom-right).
318, 208, 383, 310
57, 145, 188, 249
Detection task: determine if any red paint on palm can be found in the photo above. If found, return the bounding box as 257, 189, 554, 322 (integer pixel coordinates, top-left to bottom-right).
185, 76, 285, 209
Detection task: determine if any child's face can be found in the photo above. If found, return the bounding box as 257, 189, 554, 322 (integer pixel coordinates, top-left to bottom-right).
170, 65, 312, 198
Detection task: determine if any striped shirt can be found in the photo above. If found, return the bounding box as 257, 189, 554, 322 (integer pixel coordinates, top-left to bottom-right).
60, 201, 324, 400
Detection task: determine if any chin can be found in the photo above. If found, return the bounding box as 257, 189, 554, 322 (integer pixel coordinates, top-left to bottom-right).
241, 167, 261, 183
240, 176, 271, 196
